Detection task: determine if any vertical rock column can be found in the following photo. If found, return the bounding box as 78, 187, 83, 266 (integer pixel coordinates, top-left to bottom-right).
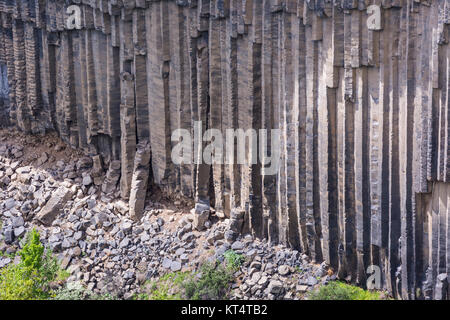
107, 5, 122, 160
119, 7, 136, 200
129, 140, 151, 221
209, 3, 225, 214
261, 0, 278, 243
146, 1, 173, 192
172, 2, 194, 199
12, 17, 30, 132
0, 12, 9, 125
24, 19, 43, 133
2, 11, 15, 125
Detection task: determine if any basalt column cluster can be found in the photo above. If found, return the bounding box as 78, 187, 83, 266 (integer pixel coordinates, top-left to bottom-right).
0, 0, 449, 300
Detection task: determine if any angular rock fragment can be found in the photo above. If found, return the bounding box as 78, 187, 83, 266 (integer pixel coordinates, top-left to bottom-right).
91, 155, 104, 177
35, 186, 73, 226
82, 174, 93, 186
4, 228, 14, 244
229, 209, 245, 233
76, 157, 93, 171
102, 160, 121, 194
435, 274, 448, 300
14, 226, 25, 237
129, 140, 151, 221
192, 202, 210, 231
267, 280, 283, 295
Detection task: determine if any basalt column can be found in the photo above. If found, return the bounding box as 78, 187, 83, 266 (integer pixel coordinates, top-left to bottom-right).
0, 0, 448, 300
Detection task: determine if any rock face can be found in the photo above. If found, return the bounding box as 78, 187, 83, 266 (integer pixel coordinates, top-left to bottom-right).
0, 0, 449, 300
0, 139, 332, 300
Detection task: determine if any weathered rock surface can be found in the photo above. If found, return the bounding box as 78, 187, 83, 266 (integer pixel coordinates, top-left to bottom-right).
35, 187, 73, 226
0, 134, 334, 300
193, 202, 210, 231
0, 0, 448, 300
129, 140, 151, 221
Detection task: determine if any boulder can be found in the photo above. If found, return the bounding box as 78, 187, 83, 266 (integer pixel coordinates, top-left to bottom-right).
35, 186, 73, 226
193, 202, 210, 231
129, 140, 151, 221
102, 160, 121, 194
267, 280, 284, 295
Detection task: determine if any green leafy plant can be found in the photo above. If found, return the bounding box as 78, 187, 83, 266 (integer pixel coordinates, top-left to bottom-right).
0, 264, 37, 300
0, 229, 64, 300
0, 251, 15, 259
56, 268, 71, 282
223, 250, 245, 272
52, 282, 116, 300
139, 272, 190, 300
136, 261, 235, 301
308, 281, 384, 300
19, 229, 44, 271
183, 262, 233, 300
52, 282, 86, 300
133, 292, 150, 300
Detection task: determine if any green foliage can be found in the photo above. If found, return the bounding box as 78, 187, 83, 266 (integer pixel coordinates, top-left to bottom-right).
295, 266, 304, 274
56, 268, 71, 282
139, 272, 190, 300
0, 251, 15, 259
19, 229, 44, 271
223, 250, 245, 272
52, 282, 86, 300
308, 281, 383, 300
52, 282, 116, 300
150, 286, 181, 300
183, 262, 233, 300
0, 264, 37, 300
0, 228, 63, 300
91, 292, 116, 300
136, 261, 236, 301
133, 292, 150, 300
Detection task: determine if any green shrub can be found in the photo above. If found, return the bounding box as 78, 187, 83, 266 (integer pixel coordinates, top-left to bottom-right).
223, 250, 245, 272
183, 262, 233, 300
19, 229, 44, 271
308, 281, 383, 300
0, 264, 37, 300
137, 262, 235, 300
52, 282, 116, 300
149, 272, 185, 300
56, 268, 71, 282
133, 292, 150, 300
136, 272, 190, 300
52, 282, 87, 300
0, 228, 63, 300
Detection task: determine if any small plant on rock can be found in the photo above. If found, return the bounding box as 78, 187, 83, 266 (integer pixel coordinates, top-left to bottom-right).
183, 262, 233, 300
52, 281, 116, 300
149, 272, 190, 300
223, 250, 245, 272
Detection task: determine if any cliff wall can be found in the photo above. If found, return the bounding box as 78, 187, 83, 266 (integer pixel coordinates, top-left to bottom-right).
0, 0, 449, 299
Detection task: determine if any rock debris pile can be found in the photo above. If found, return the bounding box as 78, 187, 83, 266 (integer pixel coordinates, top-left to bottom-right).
0, 129, 332, 299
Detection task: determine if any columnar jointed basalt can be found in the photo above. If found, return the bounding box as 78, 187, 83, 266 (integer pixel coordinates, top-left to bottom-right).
0, 0, 448, 300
